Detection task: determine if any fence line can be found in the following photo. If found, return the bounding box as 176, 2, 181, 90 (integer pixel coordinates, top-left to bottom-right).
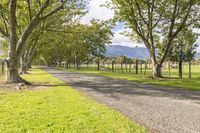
1, 58, 199, 79
62, 60, 200, 79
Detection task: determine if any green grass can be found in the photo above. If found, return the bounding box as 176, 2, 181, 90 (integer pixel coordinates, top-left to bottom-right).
76, 63, 200, 79
0, 68, 147, 133
60, 68, 200, 91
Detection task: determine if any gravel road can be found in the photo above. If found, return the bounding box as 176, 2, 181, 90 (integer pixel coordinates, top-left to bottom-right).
46, 69, 200, 133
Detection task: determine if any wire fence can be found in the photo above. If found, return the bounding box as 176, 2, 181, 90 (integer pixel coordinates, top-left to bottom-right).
1, 58, 200, 79
63, 60, 200, 79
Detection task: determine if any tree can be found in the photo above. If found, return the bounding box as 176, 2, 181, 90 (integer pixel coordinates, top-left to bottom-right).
110, 0, 200, 78
0, 0, 85, 84
19, 9, 79, 74
168, 27, 198, 78
34, 21, 113, 69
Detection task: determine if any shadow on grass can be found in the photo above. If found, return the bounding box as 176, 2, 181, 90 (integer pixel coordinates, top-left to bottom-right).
45, 68, 200, 104
31, 83, 68, 87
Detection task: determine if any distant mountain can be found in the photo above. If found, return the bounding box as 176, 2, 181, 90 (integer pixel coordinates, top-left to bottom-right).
105, 45, 200, 59
105, 45, 149, 59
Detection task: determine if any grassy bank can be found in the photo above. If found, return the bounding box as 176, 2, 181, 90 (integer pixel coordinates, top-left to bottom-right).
0, 68, 147, 133
60, 68, 200, 91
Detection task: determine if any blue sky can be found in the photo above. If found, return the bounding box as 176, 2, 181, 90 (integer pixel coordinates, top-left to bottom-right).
81, 0, 200, 52
81, 0, 145, 48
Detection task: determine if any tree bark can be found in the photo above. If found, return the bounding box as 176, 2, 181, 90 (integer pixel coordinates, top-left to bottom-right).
20, 48, 28, 74
28, 63, 32, 69
97, 60, 100, 71
152, 63, 162, 78
178, 60, 182, 79
7, 0, 29, 84
20, 54, 29, 74
65, 60, 69, 69
135, 59, 138, 75
144, 61, 147, 75
20, 65, 28, 74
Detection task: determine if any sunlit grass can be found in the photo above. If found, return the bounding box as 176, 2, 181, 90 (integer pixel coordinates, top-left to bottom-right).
61, 68, 200, 91
77, 63, 200, 79
0, 68, 147, 133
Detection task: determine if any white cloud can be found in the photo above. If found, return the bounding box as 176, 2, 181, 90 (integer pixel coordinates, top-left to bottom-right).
81, 0, 146, 48
81, 0, 114, 24
112, 29, 145, 48
81, 0, 200, 52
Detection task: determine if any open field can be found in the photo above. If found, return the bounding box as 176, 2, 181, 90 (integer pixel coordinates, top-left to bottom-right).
60, 67, 200, 91
74, 63, 200, 79
0, 68, 146, 133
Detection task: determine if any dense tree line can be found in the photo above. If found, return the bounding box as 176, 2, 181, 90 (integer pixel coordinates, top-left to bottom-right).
0, 0, 85, 83
32, 20, 113, 69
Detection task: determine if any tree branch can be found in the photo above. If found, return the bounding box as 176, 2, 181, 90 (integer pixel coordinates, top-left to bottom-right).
0, 27, 9, 38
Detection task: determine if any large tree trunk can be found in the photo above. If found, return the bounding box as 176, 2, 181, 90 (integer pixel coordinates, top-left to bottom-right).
20, 62, 28, 74
135, 59, 138, 75
65, 60, 69, 69
178, 43, 183, 79
6, 53, 29, 84
7, 0, 30, 84
152, 63, 162, 78
7, 52, 30, 84
20, 49, 28, 74
28, 63, 32, 69
6, 56, 20, 83
20, 66, 28, 74
97, 60, 100, 71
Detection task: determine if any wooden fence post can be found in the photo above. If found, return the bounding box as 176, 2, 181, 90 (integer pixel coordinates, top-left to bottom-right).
144, 61, 147, 75
115, 62, 116, 72
121, 60, 123, 73
189, 60, 191, 79
97, 60, 100, 71
178, 59, 182, 79
112, 61, 114, 72
126, 61, 128, 73
140, 60, 143, 74
168, 60, 171, 77
135, 59, 138, 75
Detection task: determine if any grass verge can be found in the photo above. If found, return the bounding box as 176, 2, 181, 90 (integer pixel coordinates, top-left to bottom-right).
60, 68, 200, 91
0, 68, 147, 133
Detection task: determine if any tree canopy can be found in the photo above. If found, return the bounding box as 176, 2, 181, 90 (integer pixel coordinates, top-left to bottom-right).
109, 0, 200, 78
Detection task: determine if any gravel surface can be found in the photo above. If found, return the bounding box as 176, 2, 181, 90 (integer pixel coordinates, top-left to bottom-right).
46, 69, 200, 133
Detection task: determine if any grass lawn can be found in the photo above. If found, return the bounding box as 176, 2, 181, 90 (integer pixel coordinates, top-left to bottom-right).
0, 68, 147, 133
60, 68, 200, 91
